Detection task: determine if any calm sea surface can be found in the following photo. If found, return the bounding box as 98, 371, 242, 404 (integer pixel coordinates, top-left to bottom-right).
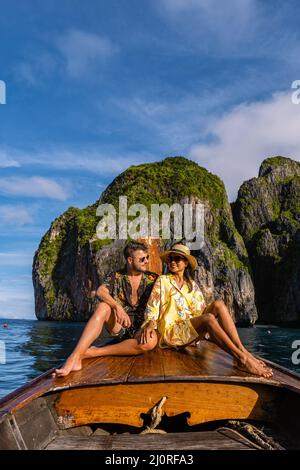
0, 319, 300, 399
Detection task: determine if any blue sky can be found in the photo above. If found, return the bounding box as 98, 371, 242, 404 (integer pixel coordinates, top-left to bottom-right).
1, 0, 300, 319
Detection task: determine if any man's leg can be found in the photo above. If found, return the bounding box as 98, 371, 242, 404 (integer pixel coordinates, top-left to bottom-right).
53, 302, 120, 377
190, 313, 273, 378
84, 329, 158, 358
205, 300, 266, 366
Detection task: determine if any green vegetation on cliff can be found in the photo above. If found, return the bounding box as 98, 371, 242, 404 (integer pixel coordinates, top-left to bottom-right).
100, 156, 227, 210
34, 156, 252, 320
37, 157, 233, 277
233, 155, 300, 323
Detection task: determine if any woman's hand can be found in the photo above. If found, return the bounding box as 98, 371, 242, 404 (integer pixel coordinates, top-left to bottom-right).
140, 320, 156, 344
113, 304, 131, 328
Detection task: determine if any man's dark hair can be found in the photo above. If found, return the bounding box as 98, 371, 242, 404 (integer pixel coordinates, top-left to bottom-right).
124, 240, 148, 259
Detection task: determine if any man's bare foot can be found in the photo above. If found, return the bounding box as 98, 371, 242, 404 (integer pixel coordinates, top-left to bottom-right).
236, 356, 273, 378
52, 354, 82, 378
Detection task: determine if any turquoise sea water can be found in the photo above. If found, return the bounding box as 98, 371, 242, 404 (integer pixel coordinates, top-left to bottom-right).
0, 319, 300, 400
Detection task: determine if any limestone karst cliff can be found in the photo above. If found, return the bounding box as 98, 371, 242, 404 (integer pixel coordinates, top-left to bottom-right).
232, 156, 300, 324
33, 156, 257, 324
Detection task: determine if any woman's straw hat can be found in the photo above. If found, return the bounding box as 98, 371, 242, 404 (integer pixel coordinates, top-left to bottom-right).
160, 243, 197, 270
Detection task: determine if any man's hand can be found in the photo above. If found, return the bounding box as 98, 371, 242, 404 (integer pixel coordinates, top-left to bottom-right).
140, 321, 156, 345
113, 304, 131, 328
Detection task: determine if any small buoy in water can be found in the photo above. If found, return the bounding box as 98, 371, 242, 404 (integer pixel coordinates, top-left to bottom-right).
267, 330, 271, 334
3, 323, 8, 328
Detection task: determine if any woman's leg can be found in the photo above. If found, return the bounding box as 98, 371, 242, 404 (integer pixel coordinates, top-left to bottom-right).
53, 302, 121, 377
190, 313, 273, 378
84, 330, 158, 358
205, 300, 266, 366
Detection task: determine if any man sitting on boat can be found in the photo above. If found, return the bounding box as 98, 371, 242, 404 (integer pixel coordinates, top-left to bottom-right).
139, 243, 273, 378
54, 242, 273, 379
53, 240, 159, 377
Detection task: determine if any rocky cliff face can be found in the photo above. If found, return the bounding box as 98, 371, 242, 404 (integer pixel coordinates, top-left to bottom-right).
33, 156, 257, 324
232, 156, 300, 324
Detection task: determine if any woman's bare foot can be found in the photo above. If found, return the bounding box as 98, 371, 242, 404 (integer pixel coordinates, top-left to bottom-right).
52, 353, 82, 378
236, 355, 273, 378
242, 349, 267, 368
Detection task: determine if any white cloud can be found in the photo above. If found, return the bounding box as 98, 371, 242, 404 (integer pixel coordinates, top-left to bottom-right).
0, 147, 157, 176
28, 149, 150, 174
14, 29, 116, 85
0, 252, 33, 267
57, 29, 117, 78
158, 0, 257, 55
0, 205, 34, 225
16, 62, 38, 86
0, 150, 20, 168
157, 0, 300, 62
189, 91, 300, 200
0, 176, 69, 200
112, 86, 239, 150
160, 0, 254, 18
14, 50, 58, 86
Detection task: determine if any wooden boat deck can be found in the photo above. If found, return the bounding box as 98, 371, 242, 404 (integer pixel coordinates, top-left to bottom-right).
45, 429, 256, 450
1, 340, 300, 420
1, 340, 300, 450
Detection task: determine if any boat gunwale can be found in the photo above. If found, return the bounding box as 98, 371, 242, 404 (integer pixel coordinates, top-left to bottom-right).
0, 373, 299, 424
1, 353, 300, 421
49, 373, 292, 391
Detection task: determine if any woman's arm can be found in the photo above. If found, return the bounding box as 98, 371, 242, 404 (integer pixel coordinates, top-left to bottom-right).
140, 277, 162, 329
190, 281, 207, 316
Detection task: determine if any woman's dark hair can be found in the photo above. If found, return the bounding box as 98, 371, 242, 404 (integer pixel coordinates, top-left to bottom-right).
123, 240, 148, 259
183, 265, 195, 292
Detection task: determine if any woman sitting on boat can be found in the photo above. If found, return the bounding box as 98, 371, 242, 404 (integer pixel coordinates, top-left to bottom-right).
139, 243, 273, 378
81, 243, 272, 378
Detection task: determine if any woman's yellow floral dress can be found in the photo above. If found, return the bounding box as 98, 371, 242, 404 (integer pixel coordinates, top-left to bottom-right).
142, 274, 207, 348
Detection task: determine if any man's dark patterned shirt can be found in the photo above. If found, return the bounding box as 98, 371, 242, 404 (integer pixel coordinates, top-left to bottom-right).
102, 268, 158, 337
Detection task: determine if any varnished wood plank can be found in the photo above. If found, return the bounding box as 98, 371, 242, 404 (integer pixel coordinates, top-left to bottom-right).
261, 360, 300, 394
183, 343, 248, 378
46, 431, 254, 450
110, 430, 254, 450
0, 374, 55, 419
54, 381, 281, 428
46, 433, 112, 450
1, 339, 299, 427
162, 342, 291, 388
84, 356, 136, 383
161, 347, 208, 377
52, 356, 136, 390
13, 398, 57, 450
161, 344, 246, 380
0, 419, 21, 450
127, 348, 165, 382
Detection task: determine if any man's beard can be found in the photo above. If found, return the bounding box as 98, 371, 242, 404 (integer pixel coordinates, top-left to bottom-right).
133, 264, 147, 273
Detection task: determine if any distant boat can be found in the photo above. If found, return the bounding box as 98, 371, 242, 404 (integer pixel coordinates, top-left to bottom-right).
0, 341, 299, 450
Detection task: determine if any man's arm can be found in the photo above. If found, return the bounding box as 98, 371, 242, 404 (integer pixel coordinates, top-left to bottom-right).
96, 284, 131, 328
96, 284, 119, 309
